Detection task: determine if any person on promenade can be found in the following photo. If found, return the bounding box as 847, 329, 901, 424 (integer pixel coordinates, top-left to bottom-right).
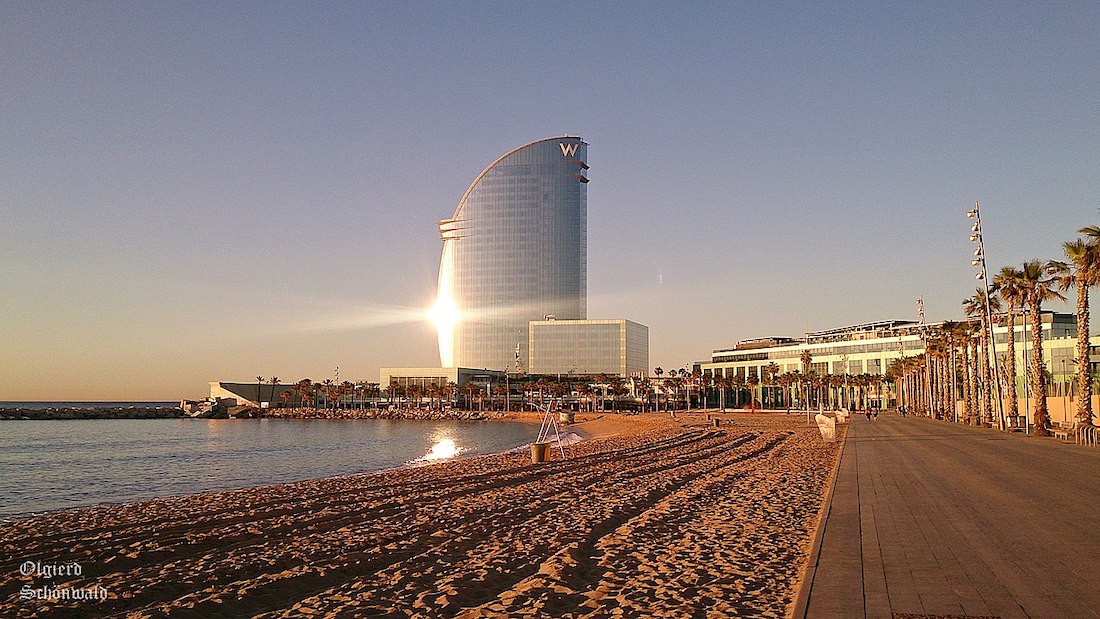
865, 404, 872, 421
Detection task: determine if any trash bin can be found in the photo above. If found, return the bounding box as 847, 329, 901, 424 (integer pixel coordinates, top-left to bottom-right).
713, 418, 722, 428
531, 441, 551, 463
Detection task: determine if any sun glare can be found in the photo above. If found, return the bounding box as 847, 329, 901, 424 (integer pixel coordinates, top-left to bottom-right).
429, 295, 460, 331
423, 438, 460, 460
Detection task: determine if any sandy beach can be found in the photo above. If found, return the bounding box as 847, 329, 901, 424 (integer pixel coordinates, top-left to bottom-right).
1, 413, 842, 618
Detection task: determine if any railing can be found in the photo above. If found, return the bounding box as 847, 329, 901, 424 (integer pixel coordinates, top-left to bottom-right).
1076, 424, 1099, 447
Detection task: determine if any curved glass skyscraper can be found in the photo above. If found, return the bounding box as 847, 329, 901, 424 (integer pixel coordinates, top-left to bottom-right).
435, 137, 588, 370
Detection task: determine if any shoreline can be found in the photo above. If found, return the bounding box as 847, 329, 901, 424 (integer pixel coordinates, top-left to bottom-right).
0, 413, 640, 522
0, 414, 841, 617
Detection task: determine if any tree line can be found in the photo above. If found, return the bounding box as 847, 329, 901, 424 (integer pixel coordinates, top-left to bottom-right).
889, 225, 1099, 436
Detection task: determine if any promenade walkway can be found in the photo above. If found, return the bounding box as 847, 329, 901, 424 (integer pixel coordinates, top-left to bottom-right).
799, 412, 1100, 619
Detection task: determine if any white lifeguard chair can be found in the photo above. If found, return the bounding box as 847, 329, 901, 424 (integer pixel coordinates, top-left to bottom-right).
532, 400, 568, 463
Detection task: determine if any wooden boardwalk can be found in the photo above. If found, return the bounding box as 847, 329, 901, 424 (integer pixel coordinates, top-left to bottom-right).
798, 412, 1100, 619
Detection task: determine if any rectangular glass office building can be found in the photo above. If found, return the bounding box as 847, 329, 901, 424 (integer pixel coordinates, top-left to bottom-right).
528, 319, 649, 377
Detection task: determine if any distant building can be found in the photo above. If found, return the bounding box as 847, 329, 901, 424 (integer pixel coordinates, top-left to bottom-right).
209, 382, 296, 408
694, 312, 1098, 423
529, 318, 649, 377
369, 138, 649, 391
436, 136, 588, 371
379, 367, 507, 391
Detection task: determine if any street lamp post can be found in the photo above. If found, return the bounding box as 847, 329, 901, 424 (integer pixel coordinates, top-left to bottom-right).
968, 202, 1005, 430
918, 297, 933, 418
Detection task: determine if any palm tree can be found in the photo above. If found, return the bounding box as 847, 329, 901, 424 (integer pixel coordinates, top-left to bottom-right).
666, 376, 682, 412
963, 288, 1001, 426
1019, 260, 1066, 436
765, 362, 780, 409
994, 267, 1027, 424
941, 321, 971, 422
689, 368, 702, 411
800, 350, 813, 409
609, 378, 628, 412
1054, 228, 1100, 426
294, 378, 314, 408
269, 376, 280, 408
651, 367, 660, 411
964, 322, 983, 424
491, 384, 509, 412
594, 373, 612, 411
255, 376, 265, 407
730, 372, 745, 408
957, 321, 977, 424
923, 335, 944, 419
746, 373, 760, 411
780, 370, 796, 409
715, 375, 729, 412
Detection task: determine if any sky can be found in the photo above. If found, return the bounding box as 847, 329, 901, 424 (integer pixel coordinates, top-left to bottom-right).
2, 2, 1098, 400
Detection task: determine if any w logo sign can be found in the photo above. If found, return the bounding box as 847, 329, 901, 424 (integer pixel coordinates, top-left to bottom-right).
559, 142, 578, 157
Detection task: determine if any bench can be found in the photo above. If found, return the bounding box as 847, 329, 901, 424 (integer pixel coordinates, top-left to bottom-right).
1051, 422, 1073, 442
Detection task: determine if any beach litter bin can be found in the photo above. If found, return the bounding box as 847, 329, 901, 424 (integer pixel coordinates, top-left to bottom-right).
531, 441, 551, 463
713, 418, 722, 428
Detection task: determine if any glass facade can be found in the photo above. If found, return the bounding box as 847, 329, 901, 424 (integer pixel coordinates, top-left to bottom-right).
437, 137, 588, 370
529, 319, 649, 377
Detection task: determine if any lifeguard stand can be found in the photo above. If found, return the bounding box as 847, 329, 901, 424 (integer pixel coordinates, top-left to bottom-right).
531, 399, 567, 462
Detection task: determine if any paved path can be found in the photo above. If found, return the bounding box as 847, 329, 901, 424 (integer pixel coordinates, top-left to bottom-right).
800, 413, 1100, 619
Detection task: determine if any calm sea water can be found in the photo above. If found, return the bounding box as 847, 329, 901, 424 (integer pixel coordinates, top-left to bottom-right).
0, 417, 540, 519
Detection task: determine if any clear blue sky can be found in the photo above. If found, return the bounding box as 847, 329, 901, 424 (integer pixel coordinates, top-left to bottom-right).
2, 2, 1097, 399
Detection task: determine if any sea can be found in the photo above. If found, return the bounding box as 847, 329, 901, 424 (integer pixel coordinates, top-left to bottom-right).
0, 402, 542, 520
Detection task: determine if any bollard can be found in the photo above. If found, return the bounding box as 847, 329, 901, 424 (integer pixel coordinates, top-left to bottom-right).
531, 442, 551, 463
713, 418, 721, 428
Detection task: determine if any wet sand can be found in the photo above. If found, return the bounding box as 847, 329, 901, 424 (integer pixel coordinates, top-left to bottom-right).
1, 413, 842, 618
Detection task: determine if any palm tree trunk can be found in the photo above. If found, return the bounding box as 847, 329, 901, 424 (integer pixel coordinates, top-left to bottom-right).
962, 343, 973, 424
979, 317, 993, 426
969, 340, 980, 425
1075, 281, 1093, 425
1029, 304, 1051, 436
1004, 309, 1018, 421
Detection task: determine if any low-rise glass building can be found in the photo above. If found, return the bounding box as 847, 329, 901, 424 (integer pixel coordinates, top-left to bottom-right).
698, 314, 1086, 385
529, 319, 649, 377
379, 367, 507, 390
